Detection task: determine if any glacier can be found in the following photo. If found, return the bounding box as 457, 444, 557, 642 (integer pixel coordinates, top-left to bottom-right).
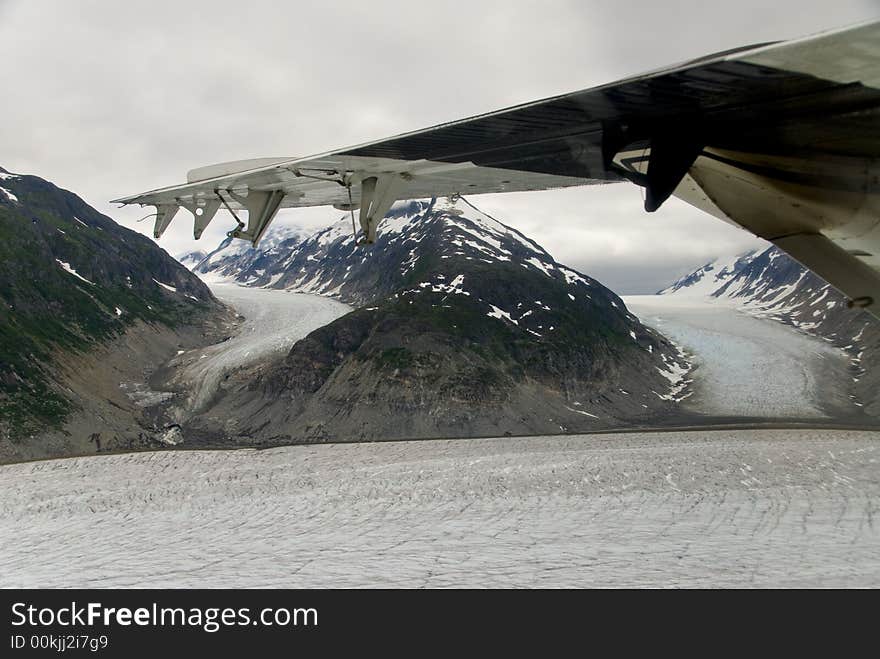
1, 429, 877, 588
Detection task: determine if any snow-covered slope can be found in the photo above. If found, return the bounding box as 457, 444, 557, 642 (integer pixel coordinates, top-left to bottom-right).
193, 220, 313, 279
662, 244, 872, 334
176, 250, 208, 270
658, 251, 761, 298
193, 197, 588, 307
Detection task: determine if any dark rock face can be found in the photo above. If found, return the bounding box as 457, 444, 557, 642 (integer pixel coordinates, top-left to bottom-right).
191, 198, 691, 442
662, 244, 880, 415
0, 166, 222, 434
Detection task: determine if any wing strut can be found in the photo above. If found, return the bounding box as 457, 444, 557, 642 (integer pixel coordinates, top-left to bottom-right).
226, 189, 287, 247
357, 174, 406, 244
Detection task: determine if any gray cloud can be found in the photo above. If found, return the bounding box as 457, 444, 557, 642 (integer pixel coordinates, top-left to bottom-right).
1, 0, 876, 292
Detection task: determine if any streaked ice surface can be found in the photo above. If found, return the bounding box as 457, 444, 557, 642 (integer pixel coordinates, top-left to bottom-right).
1, 429, 878, 588
176, 283, 351, 410
624, 295, 855, 417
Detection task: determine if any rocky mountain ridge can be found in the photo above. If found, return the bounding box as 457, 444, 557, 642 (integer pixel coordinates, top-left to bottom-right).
183, 197, 694, 443
0, 166, 227, 460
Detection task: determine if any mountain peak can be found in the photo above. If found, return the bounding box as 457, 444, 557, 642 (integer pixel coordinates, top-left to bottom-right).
658, 249, 761, 297
195, 197, 597, 308
186, 198, 692, 440
0, 167, 22, 204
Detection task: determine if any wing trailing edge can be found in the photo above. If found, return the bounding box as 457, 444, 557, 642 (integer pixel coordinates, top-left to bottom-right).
114, 20, 880, 316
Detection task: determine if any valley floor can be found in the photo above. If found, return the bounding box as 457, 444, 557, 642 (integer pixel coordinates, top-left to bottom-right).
624, 295, 862, 420
1, 429, 877, 588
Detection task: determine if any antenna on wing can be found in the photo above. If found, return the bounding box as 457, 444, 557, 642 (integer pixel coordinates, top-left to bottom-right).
215, 190, 246, 237
345, 181, 358, 241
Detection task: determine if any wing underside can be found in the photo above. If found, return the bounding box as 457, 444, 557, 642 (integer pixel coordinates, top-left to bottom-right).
114, 20, 880, 316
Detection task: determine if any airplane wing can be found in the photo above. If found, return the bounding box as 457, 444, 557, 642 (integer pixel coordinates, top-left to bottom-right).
113, 20, 880, 317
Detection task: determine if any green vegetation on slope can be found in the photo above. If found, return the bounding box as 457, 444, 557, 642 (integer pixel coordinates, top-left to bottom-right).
0, 169, 218, 434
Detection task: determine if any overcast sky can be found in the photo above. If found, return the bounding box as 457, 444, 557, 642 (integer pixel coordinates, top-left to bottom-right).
1, 0, 877, 293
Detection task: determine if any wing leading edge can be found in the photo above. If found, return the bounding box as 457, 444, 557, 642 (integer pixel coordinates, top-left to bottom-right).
114, 20, 880, 317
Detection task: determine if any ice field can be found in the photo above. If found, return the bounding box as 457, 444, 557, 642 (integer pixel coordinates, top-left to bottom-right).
175, 282, 351, 410
2, 285, 876, 588
1, 429, 878, 588
624, 295, 859, 418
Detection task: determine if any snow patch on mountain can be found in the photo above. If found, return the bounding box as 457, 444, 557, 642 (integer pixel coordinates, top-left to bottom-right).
653, 345, 692, 402
487, 304, 517, 325
153, 278, 178, 293
55, 259, 94, 285
418, 274, 469, 296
